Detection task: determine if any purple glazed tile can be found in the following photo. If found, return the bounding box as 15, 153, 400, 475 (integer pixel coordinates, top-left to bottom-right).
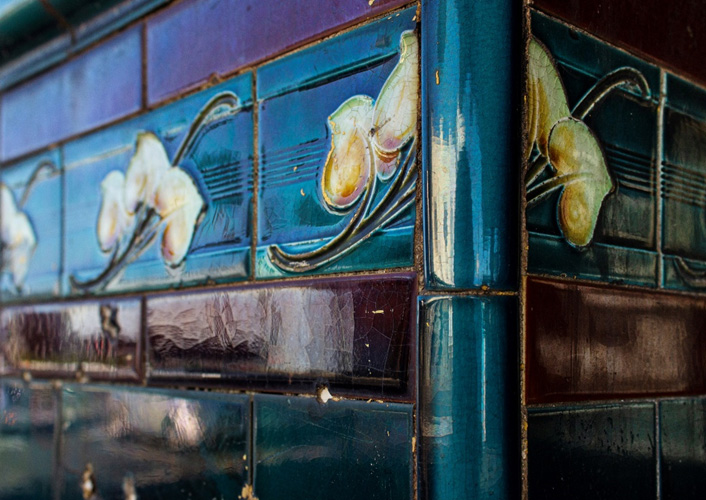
147, 273, 416, 400
1, 26, 142, 161
0, 299, 141, 380
146, 0, 410, 104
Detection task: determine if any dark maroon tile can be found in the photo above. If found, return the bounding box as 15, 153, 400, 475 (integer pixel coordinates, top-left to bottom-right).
147, 274, 416, 400
0, 299, 141, 380
526, 277, 706, 403
146, 0, 411, 104
531, 1, 706, 87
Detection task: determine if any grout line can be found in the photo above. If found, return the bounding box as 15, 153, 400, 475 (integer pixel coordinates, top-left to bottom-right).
656, 70, 667, 288
250, 71, 259, 282
655, 400, 662, 500
52, 383, 63, 500
249, 394, 255, 491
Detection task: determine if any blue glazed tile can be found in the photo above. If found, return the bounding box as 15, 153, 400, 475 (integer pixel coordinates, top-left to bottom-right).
147, 273, 416, 399
64, 74, 253, 294
256, 10, 418, 279
418, 295, 517, 500
662, 75, 706, 291
0, 298, 141, 379
422, 0, 518, 290
0, 33, 71, 91
526, 11, 660, 287
253, 394, 412, 500
60, 385, 249, 500
0, 150, 61, 300
146, 0, 411, 104
1, 26, 142, 161
0, 380, 56, 500
528, 404, 656, 500
660, 398, 706, 499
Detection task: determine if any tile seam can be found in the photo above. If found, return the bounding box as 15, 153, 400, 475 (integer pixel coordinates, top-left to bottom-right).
657, 70, 667, 288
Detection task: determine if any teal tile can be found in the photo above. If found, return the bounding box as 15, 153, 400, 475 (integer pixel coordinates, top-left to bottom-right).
0, 380, 56, 500
64, 73, 253, 295
256, 10, 417, 278
527, 11, 659, 286
254, 394, 412, 500
60, 385, 249, 499
418, 295, 517, 500
1, 149, 61, 300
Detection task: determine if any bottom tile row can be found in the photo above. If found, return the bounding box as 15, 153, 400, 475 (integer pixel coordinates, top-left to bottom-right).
529, 400, 706, 500
0, 380, 413, 500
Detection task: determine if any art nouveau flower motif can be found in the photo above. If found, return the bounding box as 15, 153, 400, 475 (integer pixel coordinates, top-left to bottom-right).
0, 184, 37, 289
124, 132, 171, 214
97, 171, 132, 253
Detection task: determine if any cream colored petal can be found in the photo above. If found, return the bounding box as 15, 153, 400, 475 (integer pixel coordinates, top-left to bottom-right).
321, 95, 374, 210
371, 30, 418, 169
5, 211, 36, 288
161, 201, 202, 267
0, 184, 19, 244
97, 171, 132, 253
124, 132, 171, 214
153, 167, 204, 218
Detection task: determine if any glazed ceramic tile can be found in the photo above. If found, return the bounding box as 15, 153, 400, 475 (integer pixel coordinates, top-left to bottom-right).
147, 0, 411, 104
0, 299, 141, 379
64, 74, 253, 294
662, 75, 706, 291
418, 295, 517, 500
60, 385, 249, 500
660, 398, 706, 499
147, 273, 415, 399
253, 394, 412, 500
422, 0, 518, 290
525, 277, 706, 403
528, 404, 656, 500
0, 380, 56, 500
256, 10, 417, 278
1, 26, 142, 161
527, 11, 660, 286
0, 150, 61, 300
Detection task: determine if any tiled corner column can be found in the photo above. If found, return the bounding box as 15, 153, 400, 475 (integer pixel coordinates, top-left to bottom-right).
420, 0, 519, 498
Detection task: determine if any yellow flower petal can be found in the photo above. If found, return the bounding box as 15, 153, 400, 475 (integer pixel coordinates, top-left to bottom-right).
124, 132, 171, 214
97, 171, 132, 253
161, 201, 202, 267
153, 167, 204, 219
5, 211, 36, 288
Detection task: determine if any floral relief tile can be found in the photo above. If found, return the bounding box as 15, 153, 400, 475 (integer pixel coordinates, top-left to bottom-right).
527, 11, 660, 286
256, 9, 418, 278
63, 73, 253, 295
0, 299, 141, 380
0, 149, 61, 300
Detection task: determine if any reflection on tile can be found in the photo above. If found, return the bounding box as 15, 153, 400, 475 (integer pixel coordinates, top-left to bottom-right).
526, 277, 706, 403
0, 299, 141, 379
254, 394, 412, 500
64, 74, 253, 294
0, 380, 56, 500
256, 10, 417, 278
61, 385, 248, 500
660, 399, 706, 499
527, 11, 659, 286
148, 274, 415, 399
528, 404, 656, 500
146, 0, 410, 104
1, 27, 142, 161
419, 295, 518, 500
1, 150, 61, 300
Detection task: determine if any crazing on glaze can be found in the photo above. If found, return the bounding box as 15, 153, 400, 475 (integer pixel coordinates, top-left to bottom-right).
267, 30, 419, 273
525, 37, 651, 248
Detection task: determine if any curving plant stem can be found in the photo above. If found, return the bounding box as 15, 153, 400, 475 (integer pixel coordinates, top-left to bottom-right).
268, 137, 417, 273
19, 160, 59, 208
674, 257, 706, 288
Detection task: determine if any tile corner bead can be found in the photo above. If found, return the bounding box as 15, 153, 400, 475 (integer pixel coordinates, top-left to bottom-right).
419, 294, 518, 500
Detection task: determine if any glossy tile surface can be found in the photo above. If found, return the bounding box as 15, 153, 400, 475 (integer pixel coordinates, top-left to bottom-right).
528, 404, 656, 500
148, 274, 415, 399
526, 277, 706, 403
660, 399, 706, 499
1, 26, 142, 160
64, 74, 253, 294
527, 11, 660, 287
0, 380, 56, 500
0, 299, 141, 379
256, 11, 417, 278
1, 150, 61, 300
422, 0, 518, 290
254, 394, 412, 500
60, 385, 249, 500
419, 295, 517, 500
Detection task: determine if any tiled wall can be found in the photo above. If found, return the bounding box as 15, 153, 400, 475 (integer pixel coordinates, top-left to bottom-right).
525, 2, 706, 498
0, 0, 520, 499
